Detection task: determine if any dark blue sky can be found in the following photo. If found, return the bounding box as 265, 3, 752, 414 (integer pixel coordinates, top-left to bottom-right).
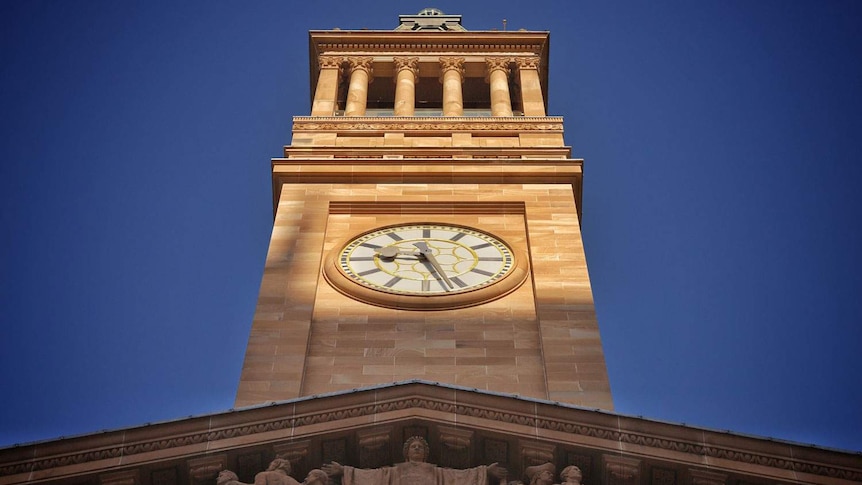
2, 1, 861, 452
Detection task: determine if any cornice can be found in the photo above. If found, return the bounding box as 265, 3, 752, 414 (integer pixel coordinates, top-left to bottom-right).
291, 116, 564, 133
309, 30, 549, 56
1, 382, 859, 484
280, 146, 574, 158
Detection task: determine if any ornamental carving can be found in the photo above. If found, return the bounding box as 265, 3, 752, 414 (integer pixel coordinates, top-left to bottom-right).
439, 56, 465, 81
318, 55, 343, 69
603, 455, 640, 485
321, 436, 507, 485
346, 56, 374, 75
316, 42, 543, 54
2, 387, 859, 483
292, 121, 563, 132
485, 57, 511, 74
514, 56, 541, 70
393, 56, 420, 78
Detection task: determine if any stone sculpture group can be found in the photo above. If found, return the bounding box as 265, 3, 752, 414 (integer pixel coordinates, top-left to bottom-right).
217, 437, 583, 485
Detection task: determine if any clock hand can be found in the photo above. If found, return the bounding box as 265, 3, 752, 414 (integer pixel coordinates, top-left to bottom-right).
413, 242, 454, 289
375, 246, 419, 259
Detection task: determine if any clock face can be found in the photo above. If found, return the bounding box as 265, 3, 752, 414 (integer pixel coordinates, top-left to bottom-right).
323, 223, 528, 309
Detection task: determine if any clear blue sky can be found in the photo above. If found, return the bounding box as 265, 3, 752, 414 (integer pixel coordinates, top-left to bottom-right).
2, 1, 861, 452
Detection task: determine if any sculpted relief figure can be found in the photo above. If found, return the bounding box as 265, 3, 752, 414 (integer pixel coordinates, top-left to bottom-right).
322, 436, 507, 485
254, 458, 302, 485
557, 465, 583, 485
525, 463, 555, 485
303, 469, 329, 485
218, 458, 306, 485
218, 470, 251, 485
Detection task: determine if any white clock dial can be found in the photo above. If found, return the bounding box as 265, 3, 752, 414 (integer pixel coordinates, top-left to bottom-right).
337, 224, 514, 296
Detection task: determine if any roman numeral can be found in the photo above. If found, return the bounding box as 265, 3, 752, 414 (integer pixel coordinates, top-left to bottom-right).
449, 232, 465, 241
450, 277, 468, 288
358, 268, 382, 276
478, 257, 503, 261
422, 228, 431, 238
421, 280, 431, 291
471, 268, 494, 277
351, 257, 375, 261
387, 233, 403, 241
360, 242, 382, 249
471, 242, 492, 250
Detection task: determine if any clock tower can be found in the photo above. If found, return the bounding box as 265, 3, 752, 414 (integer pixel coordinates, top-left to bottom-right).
236, 10, 612, 411
2, 11, 857, 485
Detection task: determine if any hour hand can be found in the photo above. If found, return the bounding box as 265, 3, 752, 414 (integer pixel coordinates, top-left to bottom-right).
413, 242, 454, 289
375, 246, 418, 259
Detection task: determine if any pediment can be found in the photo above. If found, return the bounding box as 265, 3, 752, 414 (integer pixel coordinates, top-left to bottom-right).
1, 381, 859, 485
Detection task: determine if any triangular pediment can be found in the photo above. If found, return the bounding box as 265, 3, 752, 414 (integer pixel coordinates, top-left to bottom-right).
1, 381, 859, 485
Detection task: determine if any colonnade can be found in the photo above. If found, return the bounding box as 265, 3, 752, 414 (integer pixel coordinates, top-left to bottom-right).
311, 55, 545, 117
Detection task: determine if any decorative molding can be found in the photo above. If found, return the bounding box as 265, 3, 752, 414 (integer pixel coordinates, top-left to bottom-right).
316, 43, 543, 55
2, 385, 860, 483
291, 117, 563, 133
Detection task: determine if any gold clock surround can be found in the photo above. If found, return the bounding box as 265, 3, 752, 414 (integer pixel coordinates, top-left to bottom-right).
323, 222, 529, 310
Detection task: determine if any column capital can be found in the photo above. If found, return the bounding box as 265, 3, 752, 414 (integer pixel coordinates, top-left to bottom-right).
318, 55, 343, 69
393, 56, 419, 78
485, 57, 512, 73
485, 57, 512, 83
346, 56, 374, 76
439, 56, 465, 82
514, 55, 541, 70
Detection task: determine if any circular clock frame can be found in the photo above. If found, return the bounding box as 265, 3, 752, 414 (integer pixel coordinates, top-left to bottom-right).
322, 223, 529, 310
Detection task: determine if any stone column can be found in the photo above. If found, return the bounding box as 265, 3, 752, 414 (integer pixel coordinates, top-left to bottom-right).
344, 56, 373, 117
515, 56, 546, 116
311, 56, 343, 116
486, 57, 513, 117
439, 57, 465, 116
393, 56, 419, 116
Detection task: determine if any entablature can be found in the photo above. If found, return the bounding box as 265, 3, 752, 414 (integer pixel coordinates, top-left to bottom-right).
309, 30, 549, 57
292, 116, 563, 134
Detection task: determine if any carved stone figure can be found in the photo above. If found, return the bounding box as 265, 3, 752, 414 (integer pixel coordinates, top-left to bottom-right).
525, 463, 555, 485
557, 465, 583, 485
217, 470, 250, 485
322, 436, 507, 485
303, 469, 329, 485
254, 458, 301, 485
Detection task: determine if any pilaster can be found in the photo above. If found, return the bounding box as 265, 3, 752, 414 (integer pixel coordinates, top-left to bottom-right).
516, 56, 546, 116
311, 56, 343, 116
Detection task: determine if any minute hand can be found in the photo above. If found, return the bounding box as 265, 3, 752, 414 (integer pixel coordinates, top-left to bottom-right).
413, 242, 454, 289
